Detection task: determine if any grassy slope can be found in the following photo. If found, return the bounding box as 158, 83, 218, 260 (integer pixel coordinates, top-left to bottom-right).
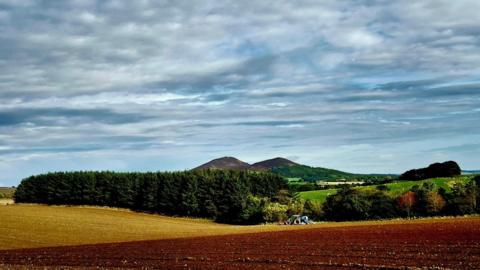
299, 176, 472, 203
274, 164, 394, 182
273, 165, 355, 181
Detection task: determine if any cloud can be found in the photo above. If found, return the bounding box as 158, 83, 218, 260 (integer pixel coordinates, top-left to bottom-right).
0, 108, 152, 126
195, 120, 309, 128
0, 0, 479, 185
0, 92, 198, 110
431, 143, 480, 153
247, 83, 331, 97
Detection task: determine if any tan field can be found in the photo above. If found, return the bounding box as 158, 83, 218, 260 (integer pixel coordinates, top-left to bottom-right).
1, 204, 478, 251
0, 204, 310, 250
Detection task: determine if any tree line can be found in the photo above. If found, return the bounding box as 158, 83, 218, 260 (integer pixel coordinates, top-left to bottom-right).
14, 170, 289, 224
14, 169, 479, 224
322, 176, 480, 221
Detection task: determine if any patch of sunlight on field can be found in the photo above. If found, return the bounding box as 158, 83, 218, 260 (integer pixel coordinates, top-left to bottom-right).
299, 189, 336, 203
0, 199, 14, 205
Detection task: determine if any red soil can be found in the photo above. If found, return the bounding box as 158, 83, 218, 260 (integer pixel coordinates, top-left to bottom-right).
1, 218, 480, 269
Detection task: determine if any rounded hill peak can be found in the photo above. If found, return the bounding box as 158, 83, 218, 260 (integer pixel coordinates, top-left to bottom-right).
194, 156, 250, 170
251, 157, 298, 170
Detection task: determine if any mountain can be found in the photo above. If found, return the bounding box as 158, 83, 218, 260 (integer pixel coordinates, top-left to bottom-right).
194, 156, 395, 182
250, 157, 298, 170
194, 156, 251, 170
194, 156, 298, 171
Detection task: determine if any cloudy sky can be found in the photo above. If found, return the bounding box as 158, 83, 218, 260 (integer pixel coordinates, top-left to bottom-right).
1, 0, 479, 186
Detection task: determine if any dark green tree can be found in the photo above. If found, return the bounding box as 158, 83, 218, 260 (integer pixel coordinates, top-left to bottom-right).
323, 187, 371, 221
444, 181, 477, 215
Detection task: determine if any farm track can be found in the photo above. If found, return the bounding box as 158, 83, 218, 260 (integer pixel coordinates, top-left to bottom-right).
1, 218, 480, 269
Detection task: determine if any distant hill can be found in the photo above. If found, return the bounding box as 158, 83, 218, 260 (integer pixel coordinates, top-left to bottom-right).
194, 157, 394, 182
462, 170, 480, 175
195, 156, 298, 171
271, 165, 355, 181
250, 157, 298, 170
271, 165, 394, 182
194, 156, 250, 170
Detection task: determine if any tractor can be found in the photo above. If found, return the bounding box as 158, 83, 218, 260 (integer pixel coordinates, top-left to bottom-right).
284, 215, 310, 225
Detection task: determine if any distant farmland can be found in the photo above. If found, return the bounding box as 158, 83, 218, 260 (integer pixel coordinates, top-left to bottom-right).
299, 176, 472, 203
0, 187, 15, 199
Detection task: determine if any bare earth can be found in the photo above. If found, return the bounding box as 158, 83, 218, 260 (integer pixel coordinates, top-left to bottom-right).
1, 217, 479, 269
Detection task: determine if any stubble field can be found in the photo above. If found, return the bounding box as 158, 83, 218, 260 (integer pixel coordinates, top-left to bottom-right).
0, 204, 294, 250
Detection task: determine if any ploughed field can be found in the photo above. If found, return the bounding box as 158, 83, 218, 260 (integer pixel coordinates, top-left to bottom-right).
1, 217, 479, 269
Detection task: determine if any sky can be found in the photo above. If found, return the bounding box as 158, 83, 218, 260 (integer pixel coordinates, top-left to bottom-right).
1, 0, 480, 186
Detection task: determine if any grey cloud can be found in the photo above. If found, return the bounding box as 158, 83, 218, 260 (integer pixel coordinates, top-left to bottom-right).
430, 143, 480, 153
421, 83, 480, 97
195, 120, 310, 128
0, 108, 151, 126
376, 78, 455, 91
143, 54, 278, 95
331, 78, 480, 104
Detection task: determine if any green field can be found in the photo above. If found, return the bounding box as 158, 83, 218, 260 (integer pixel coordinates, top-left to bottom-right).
299, 176, 472, 203
298, 188, 337, 202
287, 177, 303, 183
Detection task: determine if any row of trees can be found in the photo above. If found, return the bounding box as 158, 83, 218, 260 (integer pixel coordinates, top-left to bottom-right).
14, 169, 479, 224
399, 161, 461, 180
323, 176, 480, 221
14, 170, 289, 224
